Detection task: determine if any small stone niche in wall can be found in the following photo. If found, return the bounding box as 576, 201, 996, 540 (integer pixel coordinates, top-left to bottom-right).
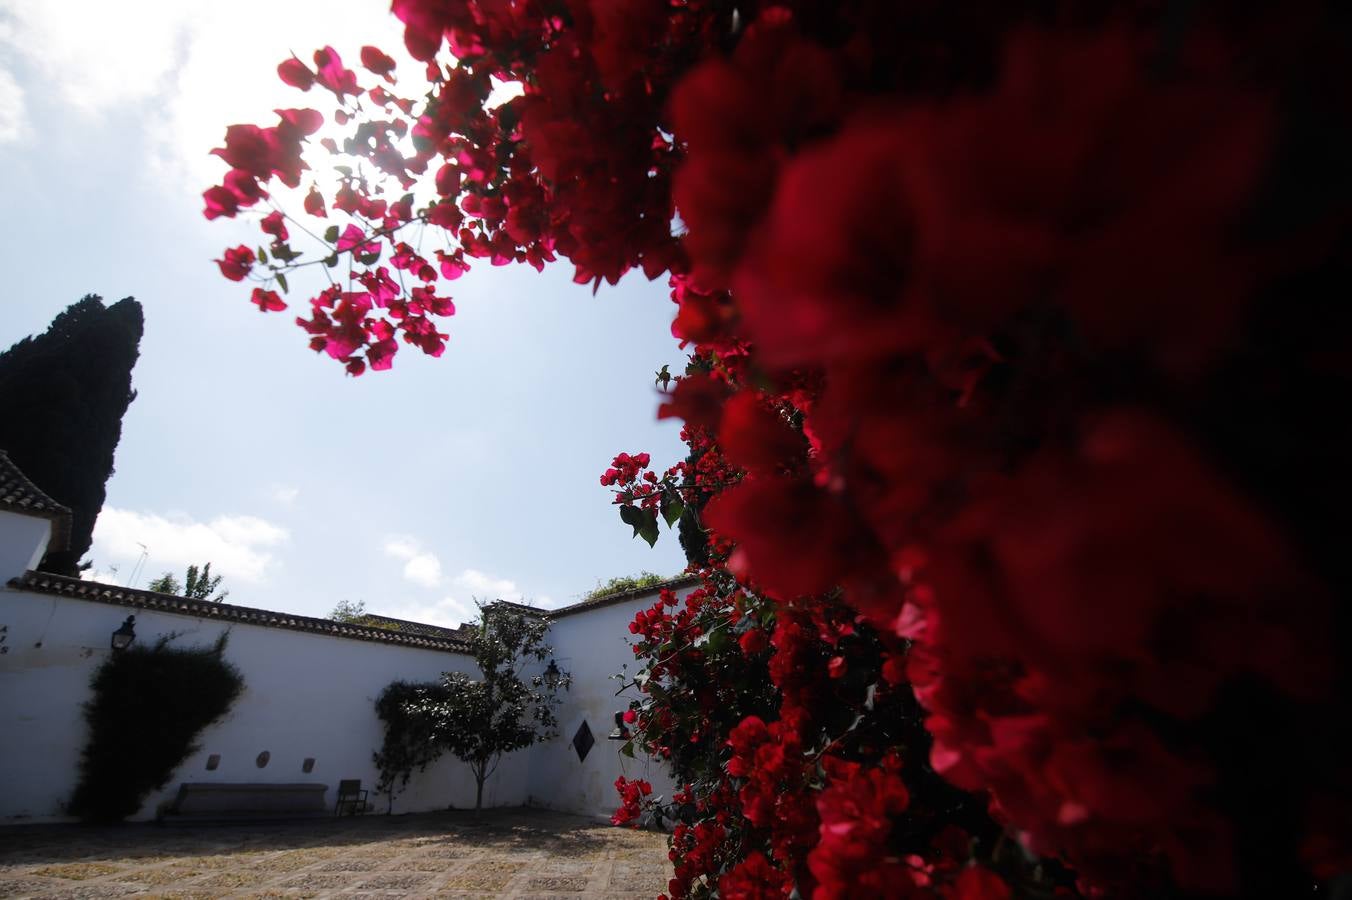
255, 751, 270, 768
205, 754, 221, 771
302, 757, 315, 773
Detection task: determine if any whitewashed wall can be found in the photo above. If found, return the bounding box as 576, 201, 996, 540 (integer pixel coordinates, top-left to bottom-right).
0, 517, 678, 825
0, 585, 535, 823
0, 509, 51, 586
524, 591, 685, 820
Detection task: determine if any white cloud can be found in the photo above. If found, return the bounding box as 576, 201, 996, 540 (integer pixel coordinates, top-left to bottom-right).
379, 595, 480, 631
84, 567, 121, 585
0, 0, 407, 184
375, 568, 544, 628
383, 535, 420, 561
90, 506, 289, 585
0, 0, 187, 114
383, 535, 443, 588
452, 568, 520, 600
0, 69, 27, 143
269, 484, 300, 506
402, 553, 443, 588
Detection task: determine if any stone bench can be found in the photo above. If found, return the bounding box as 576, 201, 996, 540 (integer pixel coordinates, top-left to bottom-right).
162, 782, 329, 822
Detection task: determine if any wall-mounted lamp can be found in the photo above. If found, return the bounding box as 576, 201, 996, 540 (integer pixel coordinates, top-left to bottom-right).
608, 710, 631, 741
543, 659, 570, 691
110, 615, 136, 652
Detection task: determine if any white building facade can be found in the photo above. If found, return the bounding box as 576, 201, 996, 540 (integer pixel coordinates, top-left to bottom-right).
0, 453, 684, 824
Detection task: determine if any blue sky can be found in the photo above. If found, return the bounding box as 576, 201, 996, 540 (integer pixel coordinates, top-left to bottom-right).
0, 0, 691, 625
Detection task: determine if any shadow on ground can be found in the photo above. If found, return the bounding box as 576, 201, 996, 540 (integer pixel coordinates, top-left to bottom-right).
0, 807, 670, 899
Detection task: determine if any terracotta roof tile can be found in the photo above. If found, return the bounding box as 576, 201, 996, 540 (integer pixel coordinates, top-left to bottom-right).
0, 450, 72, 551
356, 613, 465, 639
8, 571, 471, 654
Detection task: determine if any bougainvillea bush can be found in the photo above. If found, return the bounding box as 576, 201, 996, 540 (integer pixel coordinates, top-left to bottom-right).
206, 1, 1350, 897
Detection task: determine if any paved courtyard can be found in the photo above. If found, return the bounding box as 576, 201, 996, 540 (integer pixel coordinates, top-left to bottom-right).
0, 809, 671, 899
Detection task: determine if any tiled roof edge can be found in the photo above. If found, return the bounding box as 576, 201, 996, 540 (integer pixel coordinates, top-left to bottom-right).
7, 571, 471, 654
546, 574, 700, 619
357, 613, 466, 639
0, 450, 73, 551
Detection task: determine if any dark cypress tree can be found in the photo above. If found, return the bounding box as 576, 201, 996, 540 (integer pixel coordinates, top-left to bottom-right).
0, 296, 143, 574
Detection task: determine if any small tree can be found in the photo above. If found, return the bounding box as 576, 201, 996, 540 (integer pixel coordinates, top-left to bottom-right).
440, 602, 563, 811
328, 599, 367, 622
147, 562, 228, 602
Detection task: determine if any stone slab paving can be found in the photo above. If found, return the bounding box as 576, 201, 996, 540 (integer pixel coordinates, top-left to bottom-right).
0, 808, 671, 899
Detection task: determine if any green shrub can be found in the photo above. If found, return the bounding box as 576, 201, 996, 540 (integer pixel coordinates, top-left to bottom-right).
68, 633, 244, 822
579, 571, 670, 603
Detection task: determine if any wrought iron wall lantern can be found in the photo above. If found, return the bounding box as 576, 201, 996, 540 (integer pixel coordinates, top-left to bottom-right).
110, 615, 136, 652
608, 710, 631, 741
543, 658, 570, 691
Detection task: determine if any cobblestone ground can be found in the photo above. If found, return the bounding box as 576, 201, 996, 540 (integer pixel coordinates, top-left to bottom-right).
0, 808, 671, 899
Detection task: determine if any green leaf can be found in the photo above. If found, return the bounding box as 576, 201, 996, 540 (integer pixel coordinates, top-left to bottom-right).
661, 494, 685, 528
654, 364, 671, 389
637, 510, 659, 548
619, 505, 660, 546
619, 504, 644, 537
275, 272, 289, 294
324, 254, 339, 268
620, 740, 636, 759
257, 246, 268, 264
323, 225, 340, 244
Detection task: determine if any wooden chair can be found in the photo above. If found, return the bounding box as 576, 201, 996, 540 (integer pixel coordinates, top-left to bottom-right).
333, 779, 368, 816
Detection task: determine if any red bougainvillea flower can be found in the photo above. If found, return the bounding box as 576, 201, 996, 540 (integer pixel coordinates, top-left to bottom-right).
611, 776, 652, 827
277, 56, 315, 90
657, 373, 731, 433
908, 410, 1331, 892
366, 335, 398, 370
808, 760, 914, 899
671, 15, 843, 289
718, 392, 805, 475
202, 185, 240, 220
209, 111, 317, 190
705, 475, 888, 600
731, 27, 1272, 377
670, 276, 739, 348
313, 46, 360, 98
360, 45, 397, 80
599, 451, 650, 487
211, 125, 278, 181
336, 224, 380, 256
250, 288, 287, 312
274, 107, 323, 138
215, 245, 255, 281
717, 851, 792, 899
303, 185, 327, 217
260, 210, 288, 241
738, 627, 769, 656
945, 866, 1011, 900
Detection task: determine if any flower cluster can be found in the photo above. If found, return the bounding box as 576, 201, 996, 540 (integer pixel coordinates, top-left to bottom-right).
210, 1, 1350, 897
599, 452, 651, 487
612, 775, 652, 827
